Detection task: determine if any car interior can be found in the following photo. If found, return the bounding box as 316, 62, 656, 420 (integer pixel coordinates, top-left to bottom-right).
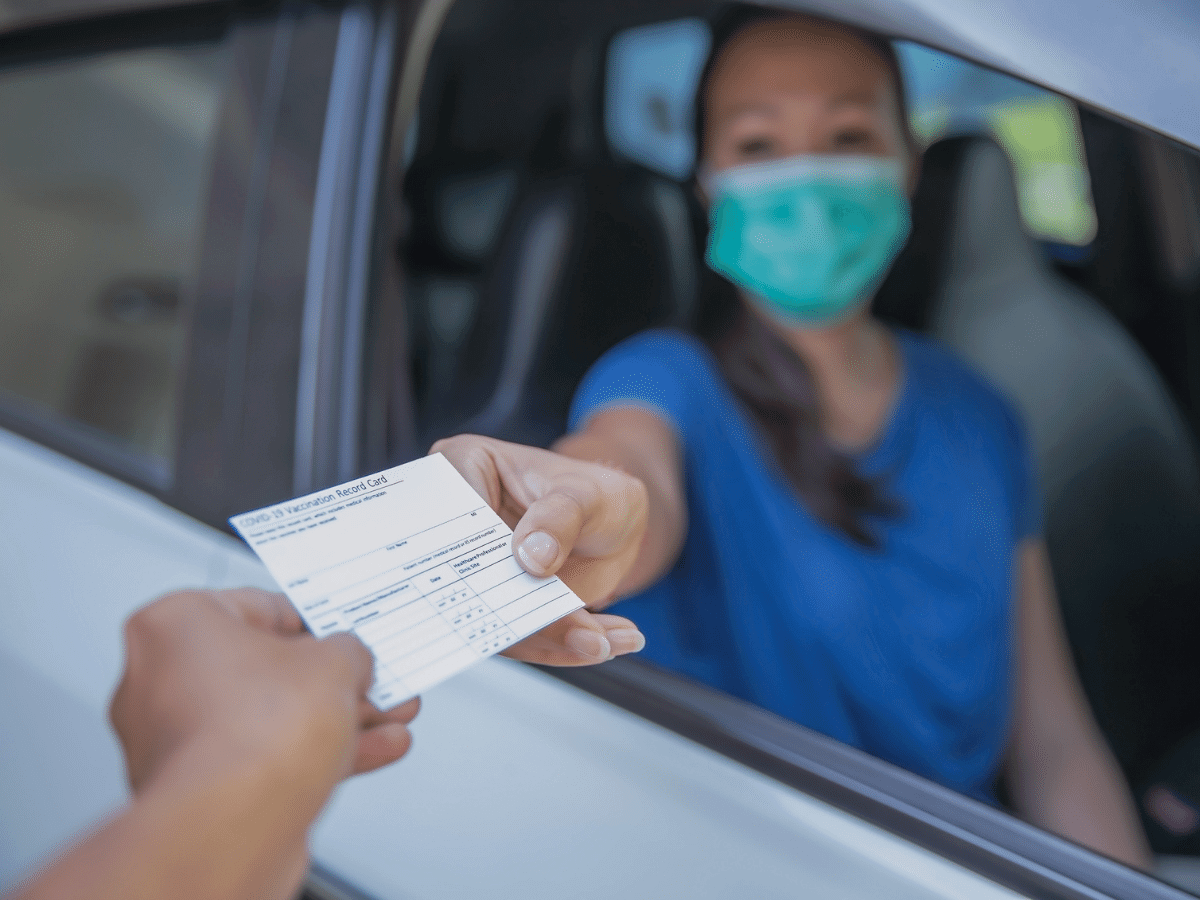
382, 0, 1200, 861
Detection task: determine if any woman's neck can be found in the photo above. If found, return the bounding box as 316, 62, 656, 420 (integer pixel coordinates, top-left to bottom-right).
769, 307, 901, 451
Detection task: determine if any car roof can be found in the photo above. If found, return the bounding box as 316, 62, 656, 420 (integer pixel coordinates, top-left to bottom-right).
781, 0, 1200, 151
0, 0, 205, 34
2, 0, 1197, 151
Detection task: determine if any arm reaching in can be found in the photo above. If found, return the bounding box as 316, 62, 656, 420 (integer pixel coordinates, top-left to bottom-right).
433, 406, 687, 666
12, 588, 419, 900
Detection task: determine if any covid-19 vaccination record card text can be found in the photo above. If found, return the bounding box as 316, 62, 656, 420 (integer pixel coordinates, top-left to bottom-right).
230, 453, 583, 708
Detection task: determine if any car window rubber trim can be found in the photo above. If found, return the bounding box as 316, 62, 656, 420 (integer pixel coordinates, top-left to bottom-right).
294, 0, 395, 496
0, 395, 171, 491
299, 652, 1195, 900
542, 659, 1194, 900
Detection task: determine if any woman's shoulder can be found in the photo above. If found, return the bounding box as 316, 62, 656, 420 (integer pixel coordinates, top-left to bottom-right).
579, 328, 727, 392
569, 328, 729, 433
597, 327, 718, 370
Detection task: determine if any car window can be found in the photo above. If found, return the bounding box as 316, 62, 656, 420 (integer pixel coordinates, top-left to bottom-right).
895, 41, 1097, 257
0, 40, 229, 481
604, 17, 710, 182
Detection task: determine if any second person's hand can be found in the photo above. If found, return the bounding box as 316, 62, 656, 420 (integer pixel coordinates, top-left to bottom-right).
112, 588, 420, 795
107, 588, 420, 900
431, 434, 648, 665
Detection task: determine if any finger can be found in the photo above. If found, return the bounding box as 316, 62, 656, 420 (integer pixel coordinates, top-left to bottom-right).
107, 671, 143, 790
317, 632, 376, 696
512, 463, 647, 556
358, 695, 421, 728
207, 588, 304, 635
262, 847, 312, 900
430, 435, 502, 511
510, 483, 595, 577
552, 545, 644, 611
512, 473, 646, 591
501, 609, 644, 666
589, 613, 647, 656
351, 723, 413, 775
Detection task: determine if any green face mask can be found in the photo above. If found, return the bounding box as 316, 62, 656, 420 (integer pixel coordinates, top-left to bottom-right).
704, 155, 911, 326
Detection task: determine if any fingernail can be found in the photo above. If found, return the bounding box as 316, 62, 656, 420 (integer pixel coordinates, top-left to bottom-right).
565, 628, 611, 661
382, 722, 409, 747
606, 628, 645, 656
517, 531, 559, 575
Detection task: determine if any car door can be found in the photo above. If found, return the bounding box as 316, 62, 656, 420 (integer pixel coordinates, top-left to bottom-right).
2, 2, 1198, 900
0, 0, 343, 887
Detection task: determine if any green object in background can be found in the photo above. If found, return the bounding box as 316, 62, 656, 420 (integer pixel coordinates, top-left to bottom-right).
986, 98, 1098, 246
910, 104, 952, 147
899, 37, 1099, 249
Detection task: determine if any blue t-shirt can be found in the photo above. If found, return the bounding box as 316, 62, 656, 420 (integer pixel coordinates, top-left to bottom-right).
568, 328, 1041, 802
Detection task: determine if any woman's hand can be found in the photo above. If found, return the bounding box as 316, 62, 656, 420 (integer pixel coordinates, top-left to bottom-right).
431, 434, 650, 665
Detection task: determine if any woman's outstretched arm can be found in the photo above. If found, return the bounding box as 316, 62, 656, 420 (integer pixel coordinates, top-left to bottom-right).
552, 406, 688, 597
1004, 541, 1154, 870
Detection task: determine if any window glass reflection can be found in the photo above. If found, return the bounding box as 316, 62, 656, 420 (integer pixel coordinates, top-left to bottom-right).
0, 41, 229, 471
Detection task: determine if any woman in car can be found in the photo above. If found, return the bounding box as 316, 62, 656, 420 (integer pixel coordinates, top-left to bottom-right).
437, 4, 1152, 867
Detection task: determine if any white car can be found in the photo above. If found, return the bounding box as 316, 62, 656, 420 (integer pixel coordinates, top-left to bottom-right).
3, 1, 1200, 897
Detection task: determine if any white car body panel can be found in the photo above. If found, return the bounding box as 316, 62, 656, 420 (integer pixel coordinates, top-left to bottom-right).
0, 428, 274, 887
0, 427, 1024, 898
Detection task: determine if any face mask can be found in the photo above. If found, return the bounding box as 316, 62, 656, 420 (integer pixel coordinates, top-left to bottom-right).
703, 155, 911, 326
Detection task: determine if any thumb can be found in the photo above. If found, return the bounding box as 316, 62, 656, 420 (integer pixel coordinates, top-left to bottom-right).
317, 632, 376, 698
511, 469, 647, 607
511, 482, 594, 577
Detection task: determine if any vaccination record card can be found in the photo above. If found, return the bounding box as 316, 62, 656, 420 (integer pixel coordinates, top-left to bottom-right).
229, 453, 583, 708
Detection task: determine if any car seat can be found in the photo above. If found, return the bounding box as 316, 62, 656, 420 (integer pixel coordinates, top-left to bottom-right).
875, 136, 1200, 810
402, 100, 697, 450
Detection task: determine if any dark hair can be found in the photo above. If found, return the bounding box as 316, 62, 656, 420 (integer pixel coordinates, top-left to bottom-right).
693, 4, 910, 548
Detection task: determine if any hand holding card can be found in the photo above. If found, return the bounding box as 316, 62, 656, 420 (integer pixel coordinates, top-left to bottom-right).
231, 454, 589, 708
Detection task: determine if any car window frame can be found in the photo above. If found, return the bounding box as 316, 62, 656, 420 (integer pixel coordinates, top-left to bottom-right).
288, 0, 406, 499
171, 1, 346, 527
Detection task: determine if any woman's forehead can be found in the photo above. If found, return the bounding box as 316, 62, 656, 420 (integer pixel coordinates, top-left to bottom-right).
706, 18, 892, 119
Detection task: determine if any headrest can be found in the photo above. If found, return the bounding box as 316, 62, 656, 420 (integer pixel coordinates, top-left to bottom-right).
435, 169, 518, 262
873, 135, 1033, 330
403, 151, 520, 268
942, 138, 1039, 288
